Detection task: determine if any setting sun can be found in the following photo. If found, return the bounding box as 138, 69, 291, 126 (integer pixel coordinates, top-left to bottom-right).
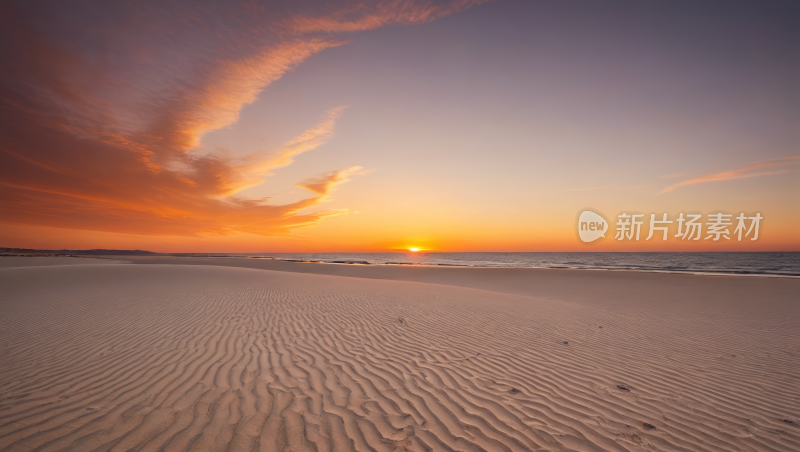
409, 247, 420, 252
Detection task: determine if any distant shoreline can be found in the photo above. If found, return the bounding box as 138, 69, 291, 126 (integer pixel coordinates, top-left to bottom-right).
3, 253, 799, 278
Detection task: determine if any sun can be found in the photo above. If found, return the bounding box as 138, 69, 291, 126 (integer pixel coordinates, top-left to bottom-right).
408, 247, 420, 252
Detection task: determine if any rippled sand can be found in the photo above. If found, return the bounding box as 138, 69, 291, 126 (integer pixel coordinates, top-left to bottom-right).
1, 262, 798, 451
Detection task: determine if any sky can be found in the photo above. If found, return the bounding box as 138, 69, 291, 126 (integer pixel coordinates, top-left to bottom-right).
1, 0, 798, 252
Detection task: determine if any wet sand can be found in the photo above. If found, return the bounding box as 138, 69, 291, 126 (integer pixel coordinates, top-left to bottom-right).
0, 258, 798, 451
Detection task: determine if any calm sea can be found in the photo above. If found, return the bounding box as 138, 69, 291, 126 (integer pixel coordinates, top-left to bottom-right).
238, 252, 800, 277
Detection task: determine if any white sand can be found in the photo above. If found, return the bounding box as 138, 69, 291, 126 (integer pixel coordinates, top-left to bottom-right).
0, 262, 798, 451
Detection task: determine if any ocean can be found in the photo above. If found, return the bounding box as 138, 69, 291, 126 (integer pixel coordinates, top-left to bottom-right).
240, 252, 800, 277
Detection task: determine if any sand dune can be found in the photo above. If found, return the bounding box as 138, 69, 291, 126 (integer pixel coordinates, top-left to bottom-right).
1, 263, 798, 451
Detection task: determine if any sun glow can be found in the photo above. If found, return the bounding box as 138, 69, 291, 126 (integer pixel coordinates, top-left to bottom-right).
409, 247, 420, 252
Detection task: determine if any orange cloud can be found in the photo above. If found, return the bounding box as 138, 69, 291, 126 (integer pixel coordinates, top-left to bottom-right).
659, 156, 800, 194
139, 39, 348, 156
223, 106, 350, 195
184, 106, 352, 197
283, 0, 489, 33
295, 166, 369, 196
0, 1, 476, 238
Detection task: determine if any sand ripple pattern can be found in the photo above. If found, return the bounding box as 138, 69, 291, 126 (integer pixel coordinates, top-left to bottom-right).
1, 265, 798, 451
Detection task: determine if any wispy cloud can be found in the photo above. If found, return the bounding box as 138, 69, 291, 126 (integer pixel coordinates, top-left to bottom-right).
283, 0, 487, 33
295, 167, 371, 197
0, 0, 479, 236
244, 106, 350, 176
658, 156, 800, 194
209, 106, 351, 197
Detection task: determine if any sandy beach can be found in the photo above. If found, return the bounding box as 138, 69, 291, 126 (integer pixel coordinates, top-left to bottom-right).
1, 258, 798, 451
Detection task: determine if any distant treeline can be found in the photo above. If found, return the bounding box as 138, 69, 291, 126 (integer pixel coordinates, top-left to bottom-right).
0, 248, 159, 256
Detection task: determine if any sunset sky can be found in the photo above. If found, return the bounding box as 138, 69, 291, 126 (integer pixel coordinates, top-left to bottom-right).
1, 0, 798, 252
